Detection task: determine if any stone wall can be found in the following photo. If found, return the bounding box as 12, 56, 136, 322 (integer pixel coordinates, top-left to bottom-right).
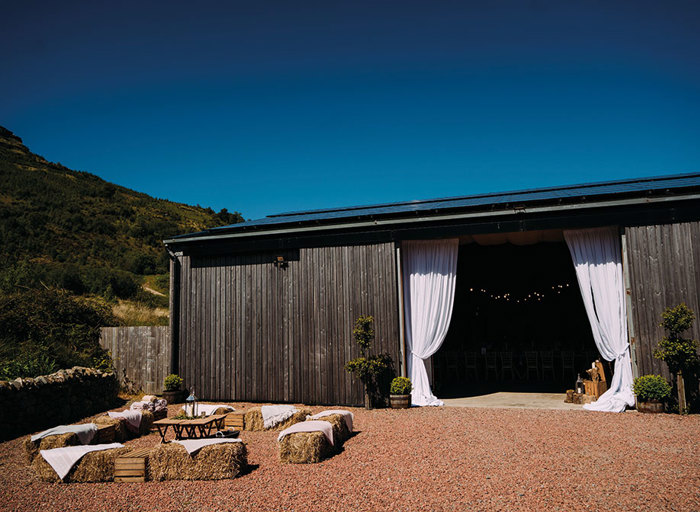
0, 366, 119, 441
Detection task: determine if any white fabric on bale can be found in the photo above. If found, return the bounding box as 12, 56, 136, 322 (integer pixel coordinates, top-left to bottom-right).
278, 420, 334, 446
564, 227, 635, 413
40, 443, 123, 480
307, 410, 354, 431
179, 403, 235, 416
131, 399, 167, 412
130, 401, 150, 412
31, 423, 98, 445
108, 410, 142, 432
173, 438, 242, 456
261, 405, 297, 428
402, 239, 459, 406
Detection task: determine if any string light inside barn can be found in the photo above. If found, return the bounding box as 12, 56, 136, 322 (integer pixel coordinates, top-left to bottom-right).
467, 283, 571, 303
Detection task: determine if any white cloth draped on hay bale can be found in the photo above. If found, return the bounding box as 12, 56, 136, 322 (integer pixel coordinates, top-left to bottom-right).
108, 410, 143, 432
306, 410, 354, 431
179, 404, 235, 416
261, 405, 297, 428
31, 424, 98, 445
173, 438, 243, 456
278, 420, 334, 446
40, 443, 123, 480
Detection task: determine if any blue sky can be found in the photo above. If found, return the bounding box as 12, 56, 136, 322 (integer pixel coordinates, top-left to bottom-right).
2, 1, 699, 220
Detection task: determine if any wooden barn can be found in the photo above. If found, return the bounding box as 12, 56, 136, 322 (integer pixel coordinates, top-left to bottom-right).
164, 173, 700, 407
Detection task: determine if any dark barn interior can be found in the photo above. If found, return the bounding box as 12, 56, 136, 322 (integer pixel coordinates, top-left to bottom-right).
433, 233, 602, 397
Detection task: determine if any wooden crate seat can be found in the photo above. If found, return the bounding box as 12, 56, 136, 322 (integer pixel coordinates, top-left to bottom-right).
114, 447, 150, 483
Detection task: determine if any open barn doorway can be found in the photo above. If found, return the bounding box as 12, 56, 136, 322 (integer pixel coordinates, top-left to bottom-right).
431, 230, 603, 400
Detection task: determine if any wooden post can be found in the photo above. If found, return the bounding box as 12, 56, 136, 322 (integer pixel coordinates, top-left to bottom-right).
395, 243, 408, 378
168, 251, 181, 377
364, 388, 372, 410
620, 232, 640, 379
677, 371, 687, 413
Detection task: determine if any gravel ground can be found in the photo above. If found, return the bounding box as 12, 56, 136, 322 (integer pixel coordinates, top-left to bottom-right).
1, 402, 698, 512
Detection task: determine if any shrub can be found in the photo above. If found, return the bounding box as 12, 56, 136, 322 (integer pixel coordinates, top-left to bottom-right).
352, 315, 374, 353
345, 315, 394, 409
0, 289, 115, 379
164, 373, 183, 391
0, 351, 56, 380
654, 303, 699, 413
345, 355, 392, 384
654, 304, 699, 375
390, 376, 412, 395
633, 375, 672, 402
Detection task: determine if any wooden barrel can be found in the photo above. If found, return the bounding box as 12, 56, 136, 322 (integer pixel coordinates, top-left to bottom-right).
637, 400, 664, 413
390, 394, 411, 409
162, 390, 184, 404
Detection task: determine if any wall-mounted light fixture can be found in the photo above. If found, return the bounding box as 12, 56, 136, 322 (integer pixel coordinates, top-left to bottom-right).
274, 255, 288, 269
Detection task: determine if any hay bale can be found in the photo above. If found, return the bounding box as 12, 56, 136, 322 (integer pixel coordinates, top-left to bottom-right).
24, 433, 80, 464
313, 414, 350, 446
279, 431, 333, 464
94, 415, 129, 442
148, 442, 247, 481
211, 407, 233, 415
139, 410, 154, 436
32, 446, 130, 483
94, 410, 154, 441
244, 407, 311, 431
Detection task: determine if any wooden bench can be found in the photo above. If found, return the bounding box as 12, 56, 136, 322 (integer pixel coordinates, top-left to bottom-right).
114, 448, 150, 483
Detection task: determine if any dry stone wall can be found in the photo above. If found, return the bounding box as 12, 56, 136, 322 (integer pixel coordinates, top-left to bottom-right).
0, 366, 119, 441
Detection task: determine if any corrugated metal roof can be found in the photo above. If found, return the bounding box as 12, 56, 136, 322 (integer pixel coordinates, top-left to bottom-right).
167, 172, 700, 242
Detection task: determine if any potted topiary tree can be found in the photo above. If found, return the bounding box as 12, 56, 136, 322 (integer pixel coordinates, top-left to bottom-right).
390, 376, 412, 408
633, 374, 672, 413
162, 373, 184, 404
654, 303, 699, 414
345, 315, 392, 409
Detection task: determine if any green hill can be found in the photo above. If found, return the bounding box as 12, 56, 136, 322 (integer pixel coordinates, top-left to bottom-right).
0, 125, 242, 321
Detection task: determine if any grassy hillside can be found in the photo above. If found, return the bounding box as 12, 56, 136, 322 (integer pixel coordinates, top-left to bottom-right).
0, 125, 242, 324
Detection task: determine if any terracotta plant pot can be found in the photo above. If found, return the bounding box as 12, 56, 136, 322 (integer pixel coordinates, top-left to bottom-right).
162, 389, 184, 404
636, 400, 664, 413
390, 394, 411, 409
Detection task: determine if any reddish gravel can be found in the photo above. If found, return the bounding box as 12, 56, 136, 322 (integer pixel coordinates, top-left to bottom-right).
1, 402, 699, 512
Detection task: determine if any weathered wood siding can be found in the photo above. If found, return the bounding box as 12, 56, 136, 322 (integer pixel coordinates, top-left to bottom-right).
100, 326, 171, 394
625, 222, 700, 378
177, 242, 400, 405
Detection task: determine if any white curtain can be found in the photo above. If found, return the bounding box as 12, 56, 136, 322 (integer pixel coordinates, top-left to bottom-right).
564, 227, 635, 412
402, 239, 459, 406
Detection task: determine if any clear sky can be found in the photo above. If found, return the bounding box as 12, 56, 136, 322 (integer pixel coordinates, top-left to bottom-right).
2, 1, 699, 220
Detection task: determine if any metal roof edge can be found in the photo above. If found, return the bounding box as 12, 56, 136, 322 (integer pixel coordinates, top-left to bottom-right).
163, 191, 700, 246
266, 171, 700, 219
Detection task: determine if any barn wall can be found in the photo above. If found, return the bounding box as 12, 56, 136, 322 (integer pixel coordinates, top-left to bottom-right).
625, 221, 700, 379
177, 242, 400, 406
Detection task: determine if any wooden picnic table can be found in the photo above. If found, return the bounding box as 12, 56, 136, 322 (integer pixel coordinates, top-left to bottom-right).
152, 414, 227, 442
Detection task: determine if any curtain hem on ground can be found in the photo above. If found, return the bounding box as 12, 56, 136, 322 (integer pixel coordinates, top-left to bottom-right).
402, 239, 459, 407
564, 227, 635, 413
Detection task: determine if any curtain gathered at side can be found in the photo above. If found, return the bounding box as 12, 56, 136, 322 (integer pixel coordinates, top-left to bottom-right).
564, 227, 635, 412
402, 239, 459, 406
